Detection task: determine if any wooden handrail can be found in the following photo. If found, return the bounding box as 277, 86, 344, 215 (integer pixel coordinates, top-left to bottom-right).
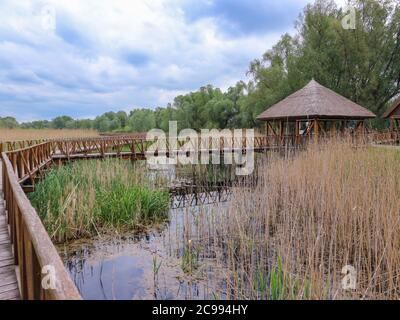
0, 139, 46, 153
5, 142, 53, 184
1, 152, 81, 300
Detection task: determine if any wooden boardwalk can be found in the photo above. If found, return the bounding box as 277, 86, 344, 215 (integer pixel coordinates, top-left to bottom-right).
0, 161, 20, 300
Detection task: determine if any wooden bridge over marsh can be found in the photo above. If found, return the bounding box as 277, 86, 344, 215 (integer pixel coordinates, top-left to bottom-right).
0, 131, 399, 300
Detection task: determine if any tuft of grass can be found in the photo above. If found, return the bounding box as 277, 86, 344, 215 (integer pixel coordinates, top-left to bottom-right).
268, 257, 310, 300
181, 240, 199, 274
29, 159, 169, 243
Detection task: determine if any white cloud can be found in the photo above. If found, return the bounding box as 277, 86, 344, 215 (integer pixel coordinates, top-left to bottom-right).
0, 0, 348, 121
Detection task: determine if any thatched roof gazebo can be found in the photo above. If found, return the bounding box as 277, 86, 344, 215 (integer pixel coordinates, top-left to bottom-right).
257, 80, 376, 141
383, 98, 400, 130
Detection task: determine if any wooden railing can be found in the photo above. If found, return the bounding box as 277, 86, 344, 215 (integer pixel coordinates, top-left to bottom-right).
51, 137, 150, 159
1, 152, 81, 300
369, 129, 400, 145
6, 142, 53, 184
0, 139, 46, 153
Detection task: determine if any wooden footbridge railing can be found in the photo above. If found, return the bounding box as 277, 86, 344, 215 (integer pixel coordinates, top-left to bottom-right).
6, 142, 53, 185
1, 152, 81, 300
0, 130, 398, 300
370, 129, 400, 145
0, 139, 46, 154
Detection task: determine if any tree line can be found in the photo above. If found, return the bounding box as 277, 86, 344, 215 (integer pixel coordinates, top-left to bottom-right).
1, 0, 399, 132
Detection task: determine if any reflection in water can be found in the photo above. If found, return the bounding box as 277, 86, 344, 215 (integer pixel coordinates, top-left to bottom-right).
59, 201, 230, 300
58, 161, 258, 300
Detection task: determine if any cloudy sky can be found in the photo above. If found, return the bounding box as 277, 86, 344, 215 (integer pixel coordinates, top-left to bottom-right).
0, 0, 347, 122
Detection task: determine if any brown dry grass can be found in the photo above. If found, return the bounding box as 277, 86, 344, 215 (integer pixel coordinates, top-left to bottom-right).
199, 140, 400, 299
0, 128, 99, 141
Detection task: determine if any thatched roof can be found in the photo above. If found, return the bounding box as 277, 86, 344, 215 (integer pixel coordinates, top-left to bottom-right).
383, 98, 400, 118
257, 80, 376, 121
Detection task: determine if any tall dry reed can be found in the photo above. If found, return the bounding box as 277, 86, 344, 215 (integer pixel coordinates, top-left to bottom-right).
0, 128, 98, 141
199, 141, 400, 299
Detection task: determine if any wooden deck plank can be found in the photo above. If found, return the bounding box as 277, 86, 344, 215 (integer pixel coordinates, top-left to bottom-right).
0, 232, 8, 238
0, 239, 11, 246
0, 243, 13, 256
0, 252, 13, 262
0, 282, 18, 292
0, 244, 12, 251
0, 259, 14, 268
0, 161, 20, 300
0, 264, 15, 275
0, 288, 20, 300
0, 272, 18, 287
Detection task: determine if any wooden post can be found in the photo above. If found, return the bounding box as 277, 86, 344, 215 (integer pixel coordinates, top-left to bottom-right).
331, 120, 337, 137
295, 120, 300, 145
280, 120, 284, 146
339, 120, 345, 134
314, 119, 319, 141
360, 121, 365, 134
279, 120, 284, 137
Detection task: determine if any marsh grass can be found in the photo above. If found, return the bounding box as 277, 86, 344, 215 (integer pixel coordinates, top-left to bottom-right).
29, 159, 170, 243
196, 140, 400, 300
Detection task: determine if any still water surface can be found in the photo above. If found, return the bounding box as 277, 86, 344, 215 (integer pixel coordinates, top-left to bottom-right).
58, 164, 238, 300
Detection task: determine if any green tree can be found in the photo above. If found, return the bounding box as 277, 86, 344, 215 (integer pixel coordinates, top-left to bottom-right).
116, 111, 128, 128
127, 109, 156, 132
155, 106, 176, 132
52, 116, 74, 129
0, 116, 19, 128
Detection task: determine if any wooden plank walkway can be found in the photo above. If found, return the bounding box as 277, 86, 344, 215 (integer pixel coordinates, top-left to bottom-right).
0, 161, 20, 300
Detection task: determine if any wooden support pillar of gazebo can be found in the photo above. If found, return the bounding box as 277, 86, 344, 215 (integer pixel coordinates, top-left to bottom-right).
295, 120, 300, 145
314, 119, 319, 140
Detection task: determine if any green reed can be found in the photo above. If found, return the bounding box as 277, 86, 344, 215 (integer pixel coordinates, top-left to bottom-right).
29, 159, 170, 243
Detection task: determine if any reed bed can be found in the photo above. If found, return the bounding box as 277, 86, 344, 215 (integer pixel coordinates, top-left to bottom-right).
196, 141, 400, 300
0, 128, 98, 141
29, 159, 170, 243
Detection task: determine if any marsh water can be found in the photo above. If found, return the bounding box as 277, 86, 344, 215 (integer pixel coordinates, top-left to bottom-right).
58, 162, 254, 300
